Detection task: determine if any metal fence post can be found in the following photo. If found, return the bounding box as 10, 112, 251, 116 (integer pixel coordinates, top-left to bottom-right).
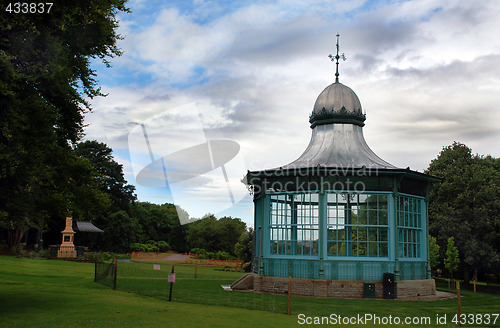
113, 258, 118, 290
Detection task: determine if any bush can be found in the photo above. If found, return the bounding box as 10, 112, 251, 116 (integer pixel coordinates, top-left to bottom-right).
28, 249, 50, 260
190, 247, 202, 254
12, 245, 26, 257
217, 265, 242, 272
130, 242, 161, 253
157, 241, 170, 252
216, 251, 232, 260
242, 261, 252, 272
85, 252, 113, 262
130, 243, 142, 252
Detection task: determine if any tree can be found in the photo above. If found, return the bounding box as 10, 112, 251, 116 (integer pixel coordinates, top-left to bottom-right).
0, 1, 129, 247
187, 215, 247, 255
75, 141, 136, 213
429, 235, 440, 273
99, 210, 139, 253
129, 202, 190, 253
234, 227, 254, 263
426, 142, 500, 280
444, 237, 460, 281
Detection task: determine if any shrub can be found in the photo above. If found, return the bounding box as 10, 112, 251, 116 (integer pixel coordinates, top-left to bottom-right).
28, 249, 50, 260
216, 251, 232, 260
242, 261, 252, 272
130, 243, 142, 252
85, 252, 113, 262
12, 245, 26, 257
130, 243, 161, 253
157, 241, 170, 252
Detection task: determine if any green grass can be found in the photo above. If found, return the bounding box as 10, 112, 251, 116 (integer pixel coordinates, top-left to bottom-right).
1, 256, 499, 328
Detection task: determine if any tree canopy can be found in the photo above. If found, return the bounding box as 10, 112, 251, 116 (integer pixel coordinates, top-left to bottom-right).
426, 142, 500, 279
0, 1, 129, 246
187, 215, 247, 256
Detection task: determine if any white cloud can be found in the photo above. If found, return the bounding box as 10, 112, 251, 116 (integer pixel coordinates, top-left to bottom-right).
85, 0, 500, 222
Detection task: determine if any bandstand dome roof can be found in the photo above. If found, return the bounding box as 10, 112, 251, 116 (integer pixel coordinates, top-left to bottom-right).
279, 80, 399, 170
313, 82, 362, 117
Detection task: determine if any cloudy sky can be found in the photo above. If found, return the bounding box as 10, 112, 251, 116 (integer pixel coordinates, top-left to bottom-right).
85, 0, 500, 225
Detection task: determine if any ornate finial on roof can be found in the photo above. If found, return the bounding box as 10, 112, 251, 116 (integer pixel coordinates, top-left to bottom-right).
328, 34, 346, 83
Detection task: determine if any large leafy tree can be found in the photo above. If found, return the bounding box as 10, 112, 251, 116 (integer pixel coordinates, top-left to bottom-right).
75, 141, 136, 213
234, 227, 254, 263
0, 1, 129, 246
187, 215, 247, 255
426, 142, 500, 280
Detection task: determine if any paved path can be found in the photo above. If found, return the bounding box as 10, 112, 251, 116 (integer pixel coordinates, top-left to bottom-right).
396, 291, 456, 301
161, 254, 189, 261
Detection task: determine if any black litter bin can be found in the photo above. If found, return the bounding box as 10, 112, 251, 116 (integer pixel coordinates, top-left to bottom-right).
364, 282, 375, 298
383, 272, 395, 299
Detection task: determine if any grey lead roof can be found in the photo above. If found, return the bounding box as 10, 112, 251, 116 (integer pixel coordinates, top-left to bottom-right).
74, 221, 104, 233
279, 82, 398, 170
280, 123, 398, 170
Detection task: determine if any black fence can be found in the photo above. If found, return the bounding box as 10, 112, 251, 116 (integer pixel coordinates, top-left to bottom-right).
95, 260, 116, 289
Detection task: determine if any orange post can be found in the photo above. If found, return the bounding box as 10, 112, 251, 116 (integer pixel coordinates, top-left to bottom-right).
456, 280, 462, 327
113, 258, 118, 290
287, 276, 292, 315
169, 265, 175, 301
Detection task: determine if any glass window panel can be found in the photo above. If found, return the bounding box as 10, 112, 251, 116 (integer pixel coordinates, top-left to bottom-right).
327, 193, 337, 203
367, 194, 378, 210
380, 211, 388, 225
328, 241, 337, 255
368, 242, 378, 256
358, 194, 368, 203
380, 229, 388, 242
380, 243, 388, 257
325, 192, 389, 257
338, 242, 346, 256
368, 211, 378, 225
368, 227, 377, 241
361, 209, 369, 225
397, 195, 423, 258
334, 229, 343, 240
358, 242, 367, 256
356, 227, 367, 242
269, 193, 319, 256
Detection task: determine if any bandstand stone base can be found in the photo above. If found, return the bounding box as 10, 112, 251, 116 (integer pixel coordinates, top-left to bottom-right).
235, 275, 436, 299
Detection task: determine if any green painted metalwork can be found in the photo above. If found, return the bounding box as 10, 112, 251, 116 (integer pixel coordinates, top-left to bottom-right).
255, 190, 430, 281
261, 258, 426, 281
309, 106, 366, 128
264, 259, 426, 281
397, 194, 423, 258
269, 193, 320, 256
326, 193, 389, 257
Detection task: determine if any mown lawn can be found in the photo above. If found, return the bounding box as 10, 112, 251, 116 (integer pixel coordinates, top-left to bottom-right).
0, 256, 498, 327
0, 256, 295, 328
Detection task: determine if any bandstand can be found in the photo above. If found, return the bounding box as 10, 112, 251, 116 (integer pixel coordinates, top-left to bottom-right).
242, 37, 439, 298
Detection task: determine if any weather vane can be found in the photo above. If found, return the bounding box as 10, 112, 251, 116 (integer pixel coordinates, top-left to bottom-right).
328, 34, 346, 83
